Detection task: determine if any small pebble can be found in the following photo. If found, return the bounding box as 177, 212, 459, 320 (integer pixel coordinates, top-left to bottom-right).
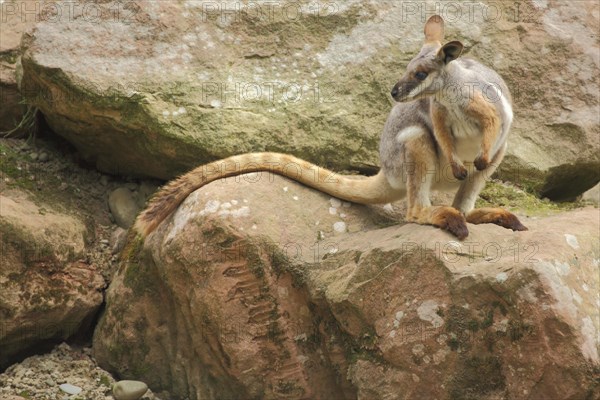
30, 152, 39, 161
100, 175, 109, 186
39, 152, 49, 162
59, 383, 82, 395
112, 380, 149, 400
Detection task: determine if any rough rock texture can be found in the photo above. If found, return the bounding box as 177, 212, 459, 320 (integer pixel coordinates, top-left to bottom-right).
0, 0, 35, 135
16, 1, 600, 197
93, 175, 600, 399
0, 188, 105, 369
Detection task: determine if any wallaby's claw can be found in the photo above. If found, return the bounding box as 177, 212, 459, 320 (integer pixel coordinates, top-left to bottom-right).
474, 155, 490, 171
451, 163, 468, 180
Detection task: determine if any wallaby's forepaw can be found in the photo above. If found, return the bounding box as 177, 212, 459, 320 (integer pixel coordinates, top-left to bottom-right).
451, 162, 468, 180
466, 208, 528, 232
433, 207, 469, 240
474, 155, 490, 171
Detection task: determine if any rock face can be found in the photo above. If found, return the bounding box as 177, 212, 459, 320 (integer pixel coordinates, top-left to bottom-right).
0, 189, 105, 369
93, 175, 600, 399
0, 0, 35, 136
15, 1, 599, 197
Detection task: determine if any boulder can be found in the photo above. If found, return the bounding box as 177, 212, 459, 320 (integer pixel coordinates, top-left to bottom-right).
93, 175, 599, 399
0, 189, 105, 370
0, 0, 36, 137
16, 1, 599, 198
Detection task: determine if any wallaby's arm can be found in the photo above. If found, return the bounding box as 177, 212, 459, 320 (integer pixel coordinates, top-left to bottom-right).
430, 101, 468, 180
466, 92, 501, 171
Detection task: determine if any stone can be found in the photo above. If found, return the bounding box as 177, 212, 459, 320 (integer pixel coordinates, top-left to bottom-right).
0, 0, 35, 137
93, 175, 599, 399
582, 183, 600, 205
108, 187, 140, 229
59, 383, 82, 395
112, 380, 148, 400
0, 189, 105, 370
15, 1, 598, 199
38, 152, 49, 162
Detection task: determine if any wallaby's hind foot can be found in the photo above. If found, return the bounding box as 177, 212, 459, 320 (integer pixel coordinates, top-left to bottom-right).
466, 208, 528, 231
408, 206, 469, 240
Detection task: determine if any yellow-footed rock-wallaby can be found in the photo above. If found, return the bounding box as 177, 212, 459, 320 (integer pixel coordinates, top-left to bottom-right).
134, 15, 527, 241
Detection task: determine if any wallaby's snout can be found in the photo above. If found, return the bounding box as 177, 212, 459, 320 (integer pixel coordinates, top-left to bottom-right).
390, 84, 400, 100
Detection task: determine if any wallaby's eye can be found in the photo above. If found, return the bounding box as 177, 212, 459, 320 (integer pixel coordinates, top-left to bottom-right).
415, 71, 428, 81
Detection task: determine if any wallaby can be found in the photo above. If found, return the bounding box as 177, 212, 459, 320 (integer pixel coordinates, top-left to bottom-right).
134, 15, 527, 241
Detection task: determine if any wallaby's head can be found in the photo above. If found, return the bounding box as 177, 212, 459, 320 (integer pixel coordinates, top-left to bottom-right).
391, 15, 464, 102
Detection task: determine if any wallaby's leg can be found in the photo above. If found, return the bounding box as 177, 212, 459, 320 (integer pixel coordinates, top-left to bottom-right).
452, 144, 527, 231
404, 136, 469, 240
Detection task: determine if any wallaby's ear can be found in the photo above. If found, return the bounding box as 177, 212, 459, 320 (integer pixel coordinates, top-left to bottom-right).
424, 15, 444, 43
437, 41, 464, 64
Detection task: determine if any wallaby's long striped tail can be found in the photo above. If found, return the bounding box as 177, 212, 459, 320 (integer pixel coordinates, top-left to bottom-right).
134, 152, 402, 238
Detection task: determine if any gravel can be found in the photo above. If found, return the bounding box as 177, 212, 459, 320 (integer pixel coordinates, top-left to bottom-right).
0, 343, 161, 400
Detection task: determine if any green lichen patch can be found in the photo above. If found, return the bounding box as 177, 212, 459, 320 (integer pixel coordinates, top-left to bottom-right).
476, 179, 587, 216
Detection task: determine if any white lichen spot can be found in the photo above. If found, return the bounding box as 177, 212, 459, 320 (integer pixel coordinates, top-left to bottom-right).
423, 355, 431, 364
231, 206, 250, 217
333, 221, 347, 233
210, 99, 222, 108
393, 320, 400, 328
383, 203, 394, 212
243, 199, 248, 203
389, 330, 396, 338
340, 213, 347, 218
572, 290, 583, 304
447, 241, 461, 250
251, 224, 257, 230
172, 111, 179, 117
330, 198, 342, 208
554, 260, 571, 276
582, 284, 589, 292
329, 207, 337, 215
417, 300, 444, 328
581, 316, 599, 362
292, 195, 299, 201
593, 259, 600, 267
412, 374, 420, 383
231, 200, 238, 205
283, 186, 289, 192
200, 199, 221, 215
220, 202, 232, 209
328, 247, 338, 255
178, 107, 187, 114
496, 318, 509, 333
564, 234, 580, 249
433, 348, 448, 365
495, 272, 508, 283
162, 110, 170, 117
412, 344, 425, 357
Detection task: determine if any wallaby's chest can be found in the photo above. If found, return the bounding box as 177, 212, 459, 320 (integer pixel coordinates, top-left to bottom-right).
446, 106, 481, 139
445, 106, 482, 162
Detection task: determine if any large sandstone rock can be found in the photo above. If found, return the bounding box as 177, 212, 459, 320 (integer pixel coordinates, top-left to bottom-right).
0, 0, 36, 136
93, 175, 599, 399
17, 1, 599, 198
0, 189, 105, 370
